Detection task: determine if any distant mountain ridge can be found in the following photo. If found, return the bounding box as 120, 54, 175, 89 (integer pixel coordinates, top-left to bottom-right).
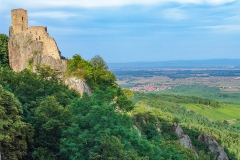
108, 59, 240, 68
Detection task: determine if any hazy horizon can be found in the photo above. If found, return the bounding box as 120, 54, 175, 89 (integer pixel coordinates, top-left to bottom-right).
108, 58, 240, 63
108, 59, 240, 68
1, 0, 240, 63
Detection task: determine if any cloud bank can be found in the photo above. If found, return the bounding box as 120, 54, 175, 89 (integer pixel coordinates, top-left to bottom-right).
8, 0, 236, 9
30, 11, 78, 19
1, 0, 239, 62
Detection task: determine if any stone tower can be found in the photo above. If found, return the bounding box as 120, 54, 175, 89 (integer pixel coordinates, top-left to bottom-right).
11, 8, 28, 35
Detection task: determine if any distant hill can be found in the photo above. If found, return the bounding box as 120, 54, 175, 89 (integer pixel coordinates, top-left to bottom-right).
108, 59, 240, 68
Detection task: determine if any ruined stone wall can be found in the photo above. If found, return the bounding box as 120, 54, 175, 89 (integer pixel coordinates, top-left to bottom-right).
11, 9, 28, 35
24, 26, 60, 59
10, 8, 60, 60
8, 32, 66, 72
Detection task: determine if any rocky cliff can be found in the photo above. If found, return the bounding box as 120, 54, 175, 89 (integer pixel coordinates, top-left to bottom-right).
198, 133, 229, 160
8, 32, 66, 72
172, 122, 229, 160
172, 122, 197, 155
64, 77, 91, 96
8, 32, 91, 95
8, 32, 42, 72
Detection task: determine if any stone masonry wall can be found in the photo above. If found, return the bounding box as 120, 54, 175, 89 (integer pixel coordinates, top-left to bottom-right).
24, 26, 60, 59
11, 9, 28, 34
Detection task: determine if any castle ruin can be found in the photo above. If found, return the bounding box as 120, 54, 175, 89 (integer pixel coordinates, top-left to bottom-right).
9, 8, 60, 60
8, 8, 92, 95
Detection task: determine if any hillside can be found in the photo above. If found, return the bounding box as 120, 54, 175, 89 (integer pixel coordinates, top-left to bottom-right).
133, 92, 240, 159
1, 32, 240, 160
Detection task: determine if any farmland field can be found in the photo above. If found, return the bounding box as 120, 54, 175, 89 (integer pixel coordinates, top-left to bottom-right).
113, 67, 240, 124
180, 103, 240, 122
155, 85, 240, 104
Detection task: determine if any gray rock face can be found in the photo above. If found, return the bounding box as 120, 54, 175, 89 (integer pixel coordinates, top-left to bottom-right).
198, 133, 229, 160
179, 134, 194, 149
64, 77, 91, 96
8, 32, 67, 72
172, 122, 197, 155
133, 125, 142, 137
33, 54, 67, 73
172, 122, 193, 149
155, 118, 161, 135
8, 32, 43, 72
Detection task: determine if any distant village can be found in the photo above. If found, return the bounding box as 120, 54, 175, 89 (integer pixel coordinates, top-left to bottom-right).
130, 84, 171, 92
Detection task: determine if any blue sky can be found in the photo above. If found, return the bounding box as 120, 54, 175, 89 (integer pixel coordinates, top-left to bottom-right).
0, 0, 240, 63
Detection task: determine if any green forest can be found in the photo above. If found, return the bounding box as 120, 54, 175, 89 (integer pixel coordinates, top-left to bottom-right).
1, 34, 240, 160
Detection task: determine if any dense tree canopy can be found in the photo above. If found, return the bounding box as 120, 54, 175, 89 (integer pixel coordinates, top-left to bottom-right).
0, 85, 32, 160
0, 67, 79, 159
66, 54, 116, 91
0, 34, 9, 67
0, 65, 199, 160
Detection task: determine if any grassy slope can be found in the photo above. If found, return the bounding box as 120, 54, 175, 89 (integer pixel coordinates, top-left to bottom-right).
157, 85, 240, 104
233, 121, 240, 126
150, 85, 240, 124
180, 103, 240, 122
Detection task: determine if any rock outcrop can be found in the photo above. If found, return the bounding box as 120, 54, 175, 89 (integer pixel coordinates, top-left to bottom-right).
172, 122, 197, 155
32, 53, 67, 73
172, 122, 194, 149
8, 32, 43, 72
155, 118, 162, 135
8, 32, 67, 72
198, 133, 229, 160
65, 77, 91, 96
133, 125, 142, 137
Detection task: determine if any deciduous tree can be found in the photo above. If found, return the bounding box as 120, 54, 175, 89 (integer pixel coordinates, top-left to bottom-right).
0, 34, 8, 67
0, 85, 32, 160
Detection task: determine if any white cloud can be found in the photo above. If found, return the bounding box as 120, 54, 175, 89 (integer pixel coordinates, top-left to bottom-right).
30, 11, 78, 19
47, 26, 119, 36
205, 0, 235, 5
5, 0, 236, 9
201, 25, 240, 32
162, 8, 188, 20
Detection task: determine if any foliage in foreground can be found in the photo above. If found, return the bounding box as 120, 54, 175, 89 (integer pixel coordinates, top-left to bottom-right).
0, 85, 32, 159
0, 34, 9, 67
66, 54, 116, 91
0, 65, 200, 160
